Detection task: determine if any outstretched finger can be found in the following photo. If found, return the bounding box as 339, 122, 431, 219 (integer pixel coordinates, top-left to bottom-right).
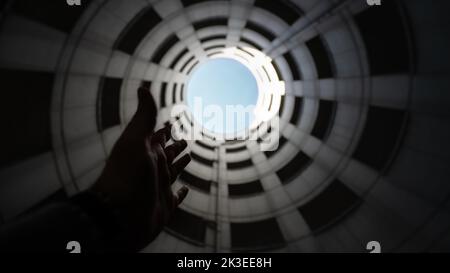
151, 124, 172, 147
124, 87, 157, 138
174, 186, 189, 206
153, 142, 173, 199
170, 154, 191, 183
165, 139, 187, 163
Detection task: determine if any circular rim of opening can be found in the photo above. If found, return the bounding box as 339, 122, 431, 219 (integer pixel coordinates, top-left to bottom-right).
183, 46, 285, 142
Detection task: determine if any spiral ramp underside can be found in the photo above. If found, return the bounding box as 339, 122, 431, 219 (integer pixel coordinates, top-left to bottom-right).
0, 0, 450, 252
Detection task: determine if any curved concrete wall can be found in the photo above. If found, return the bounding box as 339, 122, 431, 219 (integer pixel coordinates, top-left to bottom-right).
0, 0, 449, 252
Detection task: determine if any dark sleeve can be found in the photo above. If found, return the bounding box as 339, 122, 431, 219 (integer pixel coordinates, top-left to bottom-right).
0, 191, 121, 253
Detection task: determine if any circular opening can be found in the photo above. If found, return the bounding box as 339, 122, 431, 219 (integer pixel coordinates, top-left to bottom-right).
186, 58, 258, 135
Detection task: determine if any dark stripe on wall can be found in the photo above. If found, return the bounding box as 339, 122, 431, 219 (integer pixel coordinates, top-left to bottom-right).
180, 84, 185, 101
97, 77, 122, 132
179, 171, 212, 193
305, 35, 334, 79
276, 150, 312, 184
298, 179, 361, 233
283, 51, 302, 80
167, 208, 207, 245
180, 56, 195, 72
290, 97, 303, 125
172, 83, 177, 104
279, 95, 285, 116
262, 67, 271, 81
311, 100, 336, 141
226, 146, 247, 153
0, 69, 53, 168
205, 45, 225, 51
150, 34, 180, 64
225, 139, 245, 144
191, 152, 215, 166
12, 0, 89, 33
271, 60, 284, 81
195, 140, 215, 151
115, 7, 162, 55
240, 37, 263, 50
169, 48, 189, 69
268, 95, 273, 111
200, 34, 227, 43
207, 52, 223, 57
238, 46, 255, 57
227, 159, 253, 170
186, 61, 199, 74
354, 1, 411, 75
244, 21, 276, 41
254, 0, 302, 25
160, 82, 168, 107
181, 0, 228, 7
264, 137, 288, 158
193, 17, 228, 30
228, 180, 264, 197
352, 106, 407, 172
231, 218, 285, 251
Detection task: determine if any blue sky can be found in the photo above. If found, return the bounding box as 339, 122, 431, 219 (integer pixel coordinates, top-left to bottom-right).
186, 58, 258, 134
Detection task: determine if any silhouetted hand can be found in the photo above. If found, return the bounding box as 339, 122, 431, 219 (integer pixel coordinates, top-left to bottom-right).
91, 86, 191, 251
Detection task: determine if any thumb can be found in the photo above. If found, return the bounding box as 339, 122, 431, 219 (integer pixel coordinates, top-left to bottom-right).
126, 87, 157, 137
